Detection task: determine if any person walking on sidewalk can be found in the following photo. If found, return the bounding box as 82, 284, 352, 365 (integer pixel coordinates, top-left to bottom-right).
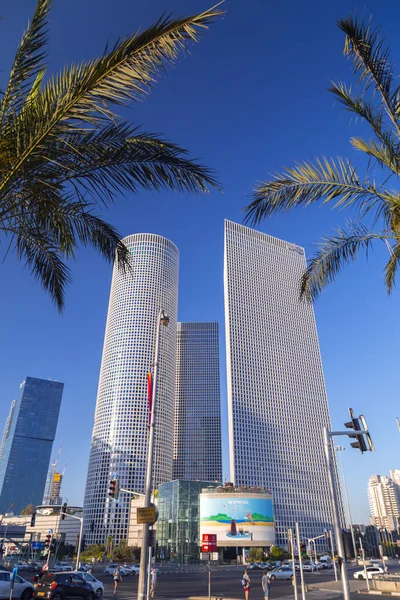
113, 565, 122, 596
262, 569, 271, 600
242, 568, 251, 600
150, 567, 158, 598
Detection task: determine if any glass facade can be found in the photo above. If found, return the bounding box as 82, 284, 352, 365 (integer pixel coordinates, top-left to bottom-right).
0, 377, 64, 515
224, 220, 343, 547
157, 480, 219, 563
84, 234, 179, 545
173, 322, 222, 481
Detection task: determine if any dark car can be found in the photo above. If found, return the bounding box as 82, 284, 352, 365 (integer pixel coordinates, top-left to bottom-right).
33, 572, 95, 600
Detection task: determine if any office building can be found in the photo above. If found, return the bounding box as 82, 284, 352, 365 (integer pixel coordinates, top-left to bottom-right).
84, 233, 179, 545
173, 322, 222, 481
0, 377, 63, 515
157, 480, 219, 563
0, 400, 16, 461
368, 475, 400, 530
224, 220, 341, 546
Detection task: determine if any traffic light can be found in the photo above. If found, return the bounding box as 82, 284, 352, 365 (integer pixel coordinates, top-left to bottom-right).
344, 408, 374, 453
108, 478, 120, 500
61, 502, 67, 520
30, 512, 36, 527
44, 534, 51, 548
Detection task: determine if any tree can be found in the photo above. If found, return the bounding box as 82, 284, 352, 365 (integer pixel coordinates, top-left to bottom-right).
21, 503, 35, 515
0, 1, 222, 311
244, 16, 400, 300
270, 545, 283, 560
248, 547, 264, 562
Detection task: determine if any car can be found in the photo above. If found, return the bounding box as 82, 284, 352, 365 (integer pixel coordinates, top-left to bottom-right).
33, 572, 95, 600
77, 565, 92, 573
104, 565, 130, 577
122, 565, 140, 576
248, 563, 264, 570
14, 563, 30, 571
267, 567, 294, 581
72, 572, 103, 598
302, 562, 316, 572
353, 566, 384, 580
0, 570, 34, 600
52, 564, 73, 573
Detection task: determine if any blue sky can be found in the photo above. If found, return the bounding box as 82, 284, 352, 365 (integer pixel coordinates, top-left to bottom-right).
1, 0, 400, 524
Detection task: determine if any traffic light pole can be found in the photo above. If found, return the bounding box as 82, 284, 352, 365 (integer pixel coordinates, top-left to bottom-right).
323, 428, 351, 600
137, 309, 169, 600
62, 512, 83, 570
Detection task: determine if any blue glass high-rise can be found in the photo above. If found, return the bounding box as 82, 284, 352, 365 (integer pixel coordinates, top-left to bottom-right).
0, 377, 64, 515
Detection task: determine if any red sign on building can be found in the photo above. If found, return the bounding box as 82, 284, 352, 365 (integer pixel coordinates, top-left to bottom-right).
202, 533, 217, 553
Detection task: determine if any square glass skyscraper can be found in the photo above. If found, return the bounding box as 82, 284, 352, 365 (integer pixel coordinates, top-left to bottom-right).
224, 220, 340, 546
0, 377, 63, 515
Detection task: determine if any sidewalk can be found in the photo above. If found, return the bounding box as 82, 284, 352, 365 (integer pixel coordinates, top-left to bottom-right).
307, 579, 368, 595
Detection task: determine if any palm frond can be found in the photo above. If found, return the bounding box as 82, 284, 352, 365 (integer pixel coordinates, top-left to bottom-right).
384, 240, 400, 292
244, 157, 385, 225
338, 16, 400, 134
301, 222, 390, 300
0, 5, 223, 196
350, 136, 399, 172
0, 0, 51, 121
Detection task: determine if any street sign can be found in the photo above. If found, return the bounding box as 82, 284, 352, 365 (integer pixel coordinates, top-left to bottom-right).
48, 529, 53, 534
137, 506, 157, 524
211, 552, 219, 561
200, 553, 210, 561
202, 533, 217, 553
32, 542, 45, 550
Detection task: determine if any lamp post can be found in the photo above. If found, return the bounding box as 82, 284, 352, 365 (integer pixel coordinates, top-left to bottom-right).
335, 446, 357, 558
137, 309, 169, 600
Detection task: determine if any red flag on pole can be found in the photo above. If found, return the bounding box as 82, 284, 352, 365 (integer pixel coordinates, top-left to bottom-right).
147, 371, 153, 427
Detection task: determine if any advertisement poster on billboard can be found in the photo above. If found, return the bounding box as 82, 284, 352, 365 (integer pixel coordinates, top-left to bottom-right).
200, 495, 275, 546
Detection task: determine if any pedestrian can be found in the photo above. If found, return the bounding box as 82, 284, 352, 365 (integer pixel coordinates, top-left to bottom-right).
150, 567, 158, 598
242, 568, 250, 600
261, 570, 271, 600
113, 565, 122, 596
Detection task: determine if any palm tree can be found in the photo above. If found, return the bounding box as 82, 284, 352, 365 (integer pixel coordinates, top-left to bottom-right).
244, 16, 400, 300
0, 0, 222, 310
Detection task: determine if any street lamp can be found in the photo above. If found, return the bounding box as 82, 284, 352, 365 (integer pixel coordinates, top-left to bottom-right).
335, 446, 357, 558
137, 309, 169, 600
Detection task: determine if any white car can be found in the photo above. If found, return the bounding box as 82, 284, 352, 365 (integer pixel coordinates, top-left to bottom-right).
104, 565, 130, 577
123, 565, 140, 576
74, 572, 104, 598
53, 563, 73, 572
0, 571, 34, 600
353, 566, 384, 580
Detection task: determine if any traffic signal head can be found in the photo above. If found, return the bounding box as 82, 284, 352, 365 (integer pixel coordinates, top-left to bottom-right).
30, 513, 36, 527
108, 478, 120, 500
61, 502, 67, 520
345, 408, 373, 453
44, 534, 51, 548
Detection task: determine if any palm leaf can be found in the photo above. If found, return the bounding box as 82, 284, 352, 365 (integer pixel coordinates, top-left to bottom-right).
244, 157, 385, 225
0, 4, 223, 197
300, 221, 390, 300
0, 0, 51, 121
338, 16, 400, 135
384, 240, 400, 292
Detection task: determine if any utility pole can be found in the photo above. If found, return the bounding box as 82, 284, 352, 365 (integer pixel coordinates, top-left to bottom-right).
137, 309, 169, 600
295, 523, 306, 600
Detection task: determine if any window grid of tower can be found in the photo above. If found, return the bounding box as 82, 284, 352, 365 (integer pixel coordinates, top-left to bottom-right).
224, 220, 341, 546
173, 322, 222, 482
83, 234, 179, 545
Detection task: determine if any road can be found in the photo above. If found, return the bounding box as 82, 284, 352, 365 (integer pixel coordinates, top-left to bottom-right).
16, 564, 389, 600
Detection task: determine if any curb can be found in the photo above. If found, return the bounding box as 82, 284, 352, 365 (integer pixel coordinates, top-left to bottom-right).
357, 592, 400, 597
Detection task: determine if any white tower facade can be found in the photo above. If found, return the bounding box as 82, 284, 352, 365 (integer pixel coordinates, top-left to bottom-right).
84, 233, 179, 544
368, 475, 400, 530
173, 322, 222, 482
224, 220, 340, 546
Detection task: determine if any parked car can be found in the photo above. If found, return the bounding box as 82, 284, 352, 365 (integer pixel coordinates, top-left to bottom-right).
104, 565, 130, 577
72, 573, 103, 598
0, 571, 34, 600
267, 567, 294, 581
33, 572, 95, 600
353, 566, 384, 580
53, 564, 73, 573
77, 565, 92, 573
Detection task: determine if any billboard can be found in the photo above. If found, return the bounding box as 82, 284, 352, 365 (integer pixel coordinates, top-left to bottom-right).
200, 493, 275, 547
